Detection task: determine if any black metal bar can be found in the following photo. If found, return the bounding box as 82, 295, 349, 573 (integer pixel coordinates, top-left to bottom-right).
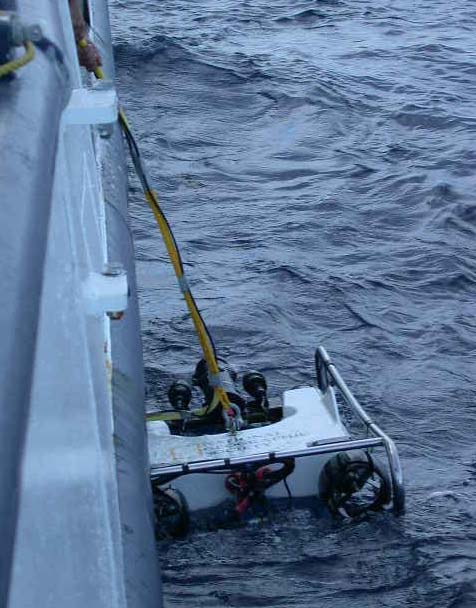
150, 437, 383, 480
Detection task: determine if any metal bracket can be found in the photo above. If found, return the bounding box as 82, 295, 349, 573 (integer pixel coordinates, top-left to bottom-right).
0, 11, 43, 49
83, 264, 128, 318
222, 404, 244, 433
62, 83, 118, 126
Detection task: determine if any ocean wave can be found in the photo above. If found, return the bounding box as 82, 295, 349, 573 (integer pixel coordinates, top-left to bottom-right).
112, 0, 476, 604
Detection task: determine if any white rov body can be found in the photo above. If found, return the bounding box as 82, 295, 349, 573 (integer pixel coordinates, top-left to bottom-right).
148, 386, 348, 511
147, 349, 405, 514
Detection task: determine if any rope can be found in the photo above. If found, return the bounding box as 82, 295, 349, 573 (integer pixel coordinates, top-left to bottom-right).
83, 44, 233, 419
0, 40, 35, 78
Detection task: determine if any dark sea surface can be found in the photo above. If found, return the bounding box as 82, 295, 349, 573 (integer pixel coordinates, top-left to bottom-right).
109, 1, 476, 606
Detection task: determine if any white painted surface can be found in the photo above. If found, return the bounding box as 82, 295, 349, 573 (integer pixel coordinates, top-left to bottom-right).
148, 387, 350, 511
62, 86, 118, 126
83, 269, 129, 316
8, 4, 128, 607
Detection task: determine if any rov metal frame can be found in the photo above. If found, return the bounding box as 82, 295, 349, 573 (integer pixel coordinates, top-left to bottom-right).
150, 346, 405, 514
315, 346, 405, 514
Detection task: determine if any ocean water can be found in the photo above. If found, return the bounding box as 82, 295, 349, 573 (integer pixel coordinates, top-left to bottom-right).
109, 1, 476, 606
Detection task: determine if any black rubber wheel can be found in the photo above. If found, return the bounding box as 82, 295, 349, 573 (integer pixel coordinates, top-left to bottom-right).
318, 451, 391, 518
152, 486, 190, 539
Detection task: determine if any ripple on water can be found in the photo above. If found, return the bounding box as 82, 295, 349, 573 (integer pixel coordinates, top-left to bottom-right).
111, 0, 476, 605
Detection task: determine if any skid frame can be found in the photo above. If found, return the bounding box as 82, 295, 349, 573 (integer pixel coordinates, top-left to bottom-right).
150, 346, 405, 514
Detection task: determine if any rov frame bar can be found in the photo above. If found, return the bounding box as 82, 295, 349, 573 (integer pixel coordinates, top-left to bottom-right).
315, 345, 405, 513
150, 436, 384, 480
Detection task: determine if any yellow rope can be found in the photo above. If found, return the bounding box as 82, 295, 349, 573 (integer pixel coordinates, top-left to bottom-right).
78, 38, 106, 80
79, 39, 233, 418
144, 187, 230, 413
0, 41, 35, 78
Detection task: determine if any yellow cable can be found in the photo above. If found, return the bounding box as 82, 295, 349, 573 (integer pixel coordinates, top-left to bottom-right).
81, 42, 233, 416
94, 66, 105, 80
144, 188, 232, 413
0, 41, 35, 78
145, 189, 217, 369
78, 38, 105, 80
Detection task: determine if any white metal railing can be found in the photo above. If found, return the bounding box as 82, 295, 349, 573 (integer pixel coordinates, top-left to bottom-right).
315, 346, 405, 513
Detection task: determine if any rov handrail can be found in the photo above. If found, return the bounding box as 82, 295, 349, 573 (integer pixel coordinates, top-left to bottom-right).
315, 346, 405, 514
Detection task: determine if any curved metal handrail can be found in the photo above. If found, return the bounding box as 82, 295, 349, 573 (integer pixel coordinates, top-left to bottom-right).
315, 346, 405, 514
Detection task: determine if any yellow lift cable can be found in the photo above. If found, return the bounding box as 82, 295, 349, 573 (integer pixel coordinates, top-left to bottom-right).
81, 43, 233, 420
